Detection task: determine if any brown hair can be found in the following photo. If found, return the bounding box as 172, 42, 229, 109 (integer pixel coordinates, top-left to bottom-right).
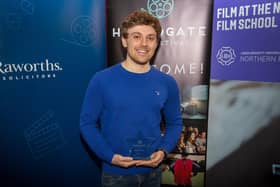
121, 10, 162, 40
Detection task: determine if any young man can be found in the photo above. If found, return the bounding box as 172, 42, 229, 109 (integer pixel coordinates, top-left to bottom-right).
80, 10, 182, 187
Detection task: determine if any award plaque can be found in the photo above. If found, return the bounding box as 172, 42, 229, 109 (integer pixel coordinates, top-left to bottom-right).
126, 132, 155, 160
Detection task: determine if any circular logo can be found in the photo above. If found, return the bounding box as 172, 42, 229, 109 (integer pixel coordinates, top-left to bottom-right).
147, 0, 174, 19
71, 16, 96, 46
216, 46, 236, 66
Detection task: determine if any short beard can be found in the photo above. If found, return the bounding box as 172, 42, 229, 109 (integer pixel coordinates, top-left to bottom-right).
127, 53, 151, 66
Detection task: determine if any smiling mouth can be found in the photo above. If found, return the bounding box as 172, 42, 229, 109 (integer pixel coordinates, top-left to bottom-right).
136, 49, 149, 55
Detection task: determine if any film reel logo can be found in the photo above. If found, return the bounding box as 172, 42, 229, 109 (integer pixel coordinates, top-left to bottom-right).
142, 0, 174, 19
62, 16, 96, 47
70, 16, 96, 47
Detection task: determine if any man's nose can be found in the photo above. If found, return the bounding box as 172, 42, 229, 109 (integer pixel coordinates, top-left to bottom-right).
140, 37, 148, 46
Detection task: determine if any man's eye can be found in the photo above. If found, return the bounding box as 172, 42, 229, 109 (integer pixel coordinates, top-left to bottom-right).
147, 36, 156, 41
133, 35, 141, 39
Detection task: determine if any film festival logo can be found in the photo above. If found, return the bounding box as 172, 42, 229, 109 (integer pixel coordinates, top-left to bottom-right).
0, 59, 63, 81
111, 0, 174, 38
142, 0, 174, 19
216, 46, 236, 66
62, 16, 97, 47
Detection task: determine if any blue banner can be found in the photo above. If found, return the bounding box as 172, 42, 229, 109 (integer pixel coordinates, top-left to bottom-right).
211, 0, 280, 82
207, 1, 280, 186
0, 1, 106, 186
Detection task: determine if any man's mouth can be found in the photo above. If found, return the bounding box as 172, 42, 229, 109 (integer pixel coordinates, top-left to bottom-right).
136, 49, 149, 55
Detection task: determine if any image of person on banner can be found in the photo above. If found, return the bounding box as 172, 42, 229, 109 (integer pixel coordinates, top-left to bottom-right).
161, 152, 194, 187
173, 152, 193, 187
80, 10, 182, 187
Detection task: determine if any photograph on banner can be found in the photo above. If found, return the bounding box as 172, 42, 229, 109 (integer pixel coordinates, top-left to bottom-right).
161, 153, 205, 187
206, 79, 280, 186
107, 0, 213, 186
173, 119, 207, 155
161, 119, 207, 187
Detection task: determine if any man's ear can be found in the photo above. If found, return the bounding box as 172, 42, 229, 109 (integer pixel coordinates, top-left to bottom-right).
121, 36, 128, 48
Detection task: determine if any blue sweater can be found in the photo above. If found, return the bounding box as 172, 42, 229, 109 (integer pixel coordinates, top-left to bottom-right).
80, 63, 182, 175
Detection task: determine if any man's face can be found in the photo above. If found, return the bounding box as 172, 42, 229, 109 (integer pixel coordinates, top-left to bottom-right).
201, 132, 206, 138
122, 25, 158, 65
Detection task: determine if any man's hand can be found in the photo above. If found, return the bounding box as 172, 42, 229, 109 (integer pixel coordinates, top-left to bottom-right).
135, 150, 165, 167
111, 154, 139, 168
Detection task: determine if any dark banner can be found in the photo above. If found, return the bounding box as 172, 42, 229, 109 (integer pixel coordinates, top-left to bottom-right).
107, 0, 213, 186
207, 0, 280, 186
0, 1, 106, 186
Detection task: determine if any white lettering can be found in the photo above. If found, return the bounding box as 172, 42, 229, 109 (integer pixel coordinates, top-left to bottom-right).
160, 64, 171, 74
23, 63, 33, 72
238, 5, 250, 17
162, 26, 207, 37
189, 64, 197, 74
240, 55, 277, 63
154, 63, 204, 75
177, 27, 185, 36
217, 8, 223, 19
252, 3, 271, 16
112, 27, 120, 37
239, 16, 278, 30
0, 59, 63, 75
12, 64, 24, 72
217, 19, 237, 31
198, 26, 206, 36
174, 64, 185, 74
166, 27, 174, 36
0, 62, 4, 74
273, 2, 280, 14
217, 7, 238, 18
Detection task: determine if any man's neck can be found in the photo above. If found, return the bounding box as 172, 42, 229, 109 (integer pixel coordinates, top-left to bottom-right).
121, 60, 151, 73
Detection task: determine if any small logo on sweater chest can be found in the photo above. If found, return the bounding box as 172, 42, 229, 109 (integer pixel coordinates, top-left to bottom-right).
155, 91, 160, 96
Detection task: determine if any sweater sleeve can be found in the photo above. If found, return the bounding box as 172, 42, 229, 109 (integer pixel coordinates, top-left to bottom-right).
80, 73, 115, 163
160, 77, 182, 153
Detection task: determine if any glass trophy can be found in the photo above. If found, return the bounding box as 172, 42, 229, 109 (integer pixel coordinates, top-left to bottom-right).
126, 132, 156, 160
